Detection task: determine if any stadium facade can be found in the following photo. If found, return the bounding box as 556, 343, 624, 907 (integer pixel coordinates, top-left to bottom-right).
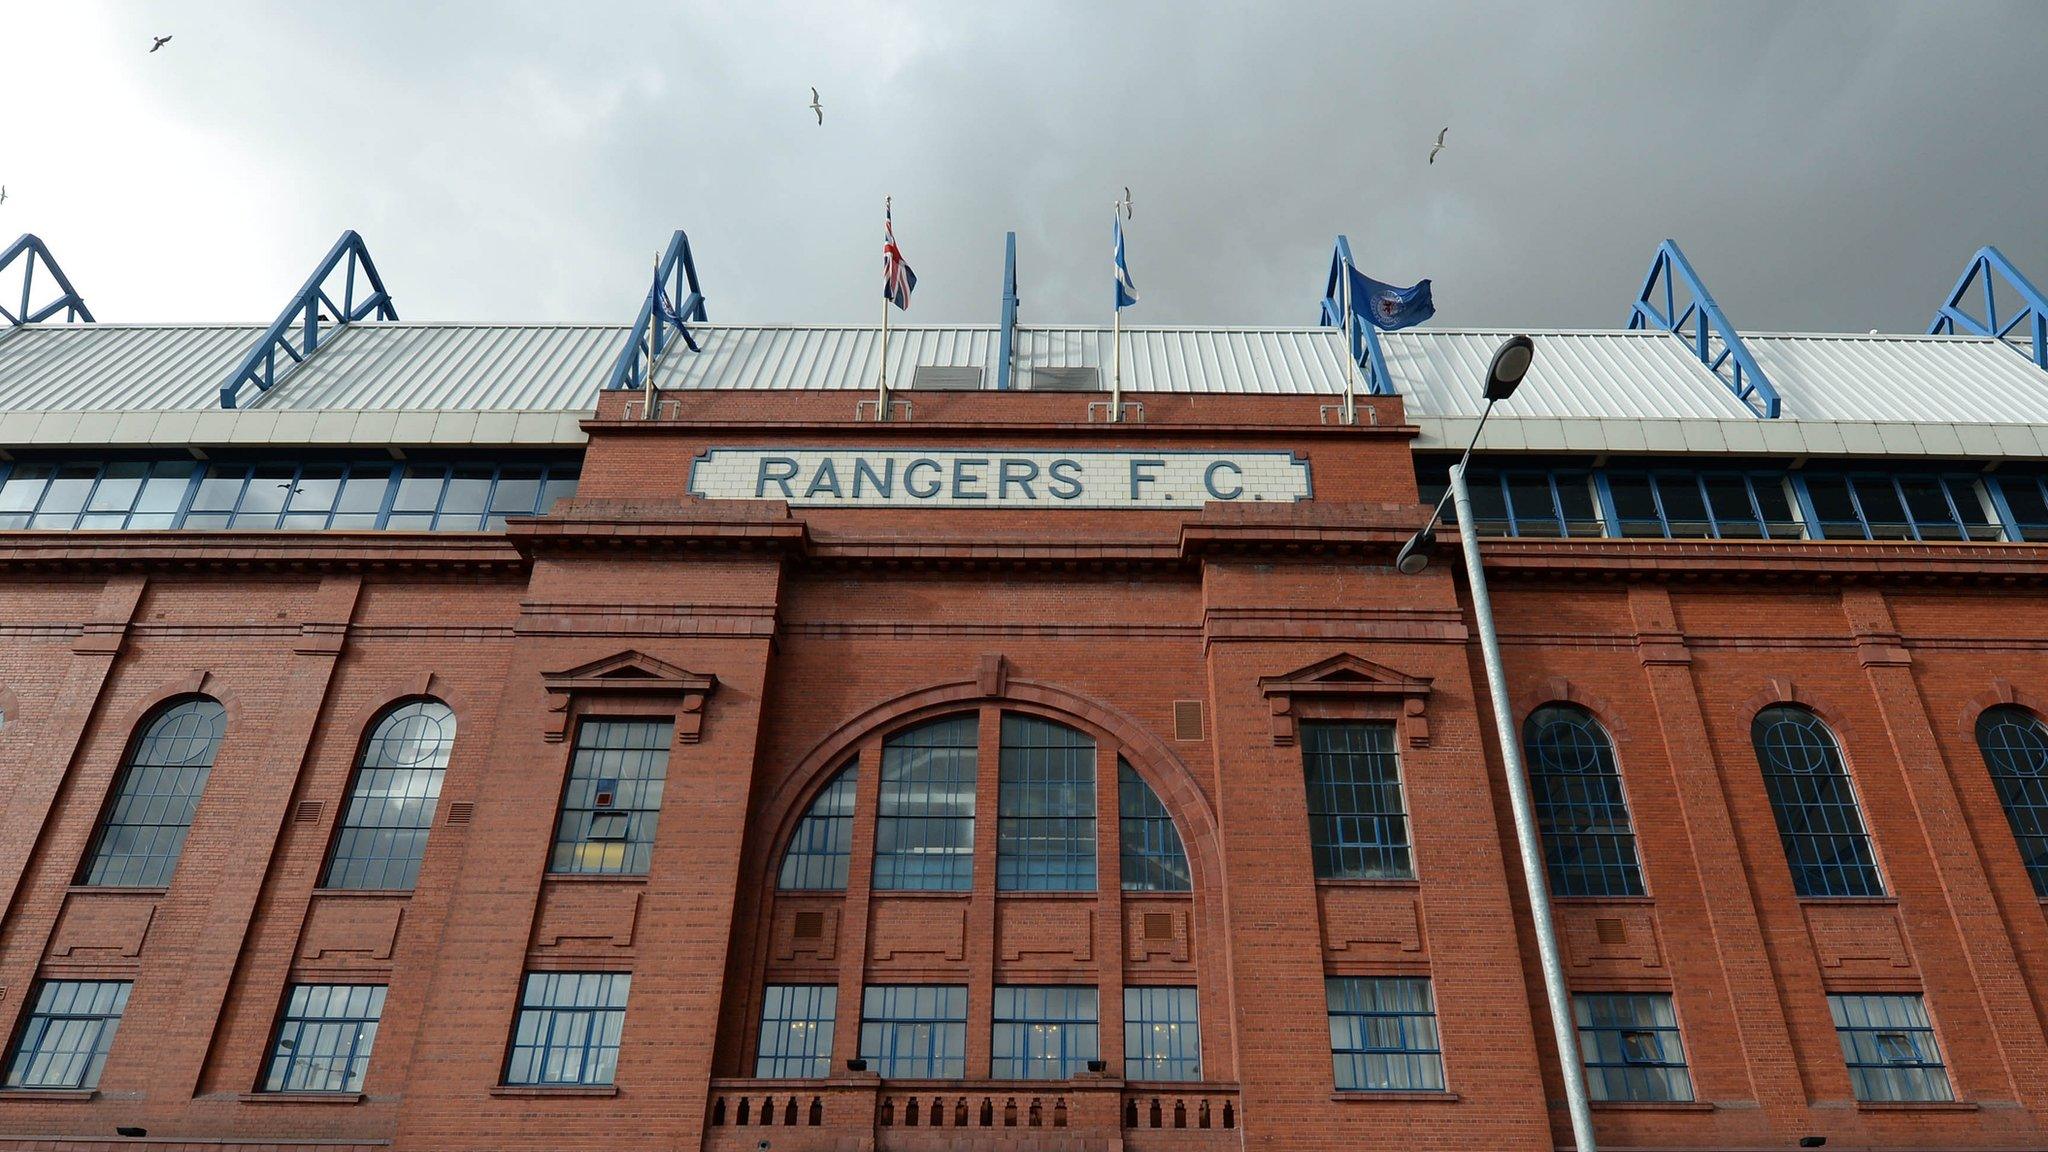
1, 230, 2047, 1152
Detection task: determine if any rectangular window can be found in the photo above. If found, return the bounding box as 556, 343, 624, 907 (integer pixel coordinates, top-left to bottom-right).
859, 985, 966, 1079
549, 719, 672, 876
1124, 986, 1202, 1082
1327, 977, 1444, 1092
874, 715, 978, 891
1829, 993, 1952, 1102
755, 985, 836, 1079
505, 972, 630, 1086
997, 714, 1097, 892
1303, 723, 1412, 880
992, 986, 1099, 1080
262, 984, 385, 1093
4, 980, 130, 1090
1574, 993, 1693, 1102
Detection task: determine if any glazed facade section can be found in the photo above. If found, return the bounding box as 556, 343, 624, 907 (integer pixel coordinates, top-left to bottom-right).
0, 389, 2047, 1152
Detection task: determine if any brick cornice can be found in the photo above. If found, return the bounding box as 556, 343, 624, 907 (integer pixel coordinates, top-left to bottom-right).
0, 531, 525, 575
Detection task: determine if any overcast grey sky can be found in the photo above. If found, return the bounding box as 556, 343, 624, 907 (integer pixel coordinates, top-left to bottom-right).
4, 2, 2044, 334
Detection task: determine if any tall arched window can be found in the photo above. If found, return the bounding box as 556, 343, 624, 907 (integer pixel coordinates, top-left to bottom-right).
780, 765, 857, 890
1523, 705, 1644, 897
1119, 760, 1190, 892
80, 698, 226, 887
1752, 705, 1884, 897
997, 714, 1096, 891
874, 715, 979, 891
324, 699, 456, 890
1975, 705, 2048, 897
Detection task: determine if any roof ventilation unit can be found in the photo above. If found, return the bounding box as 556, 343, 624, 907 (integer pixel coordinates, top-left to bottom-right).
910, 366, 984, 390
1027, 366, 1101, 392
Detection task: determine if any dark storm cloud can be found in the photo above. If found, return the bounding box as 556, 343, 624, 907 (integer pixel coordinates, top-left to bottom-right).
12, 2, 2046, 332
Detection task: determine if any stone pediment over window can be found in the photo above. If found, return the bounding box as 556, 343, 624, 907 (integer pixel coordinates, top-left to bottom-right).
540, 651, 717, 744
1258, 653, 1432, 749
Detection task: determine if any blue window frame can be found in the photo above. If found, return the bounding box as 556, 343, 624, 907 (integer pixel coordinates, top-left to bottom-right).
1302, 722, 1412, 880
997, 714, 1097, 892
779, 765, 857, 890
1974, 706, 2048, 897
504, 972, 630, 1086
324, 700, 455, 891
0, 456, 578, 532
1450, 468, 1602, 538
262, 984, 385, 1093
1326, 977, 1444, 1092
1574, 993, 1693, 1102
1990, 470, 2048, 542
4, 980, 130, 1090
874, 715, 978, 892
549, 719, 672, 876
1829, 993, 1952, 1102
992, 986, 1099, 1079
1523, 705, 1645, 897
1604, 469, 1802, 540
80, 698, 226, 888
1800, 472, 1999, 542
1753, 706, 1885, 898
1124, 986, 1202, 1081
755, 985, 836, 1079
859, 985, 966, 1079
1119, 761, 1191, 892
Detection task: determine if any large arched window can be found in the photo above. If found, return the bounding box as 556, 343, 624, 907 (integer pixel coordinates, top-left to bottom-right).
1752, 705, 1884, 897
80, 698, 226, 887
1523, 705, 1644, 897
874, 715, 979, 891
779, 765, 857, 890
1119, 760, 1190, 892
324, 699, 455, 890
1975, 706, 2048, 897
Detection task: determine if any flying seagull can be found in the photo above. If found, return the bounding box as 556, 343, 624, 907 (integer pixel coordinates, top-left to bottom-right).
150, 35, 172, 52
809, 87, 823, 125
1115, 186, 1132, 220
1428, 127, 1448, 165
0, 187, 8, 207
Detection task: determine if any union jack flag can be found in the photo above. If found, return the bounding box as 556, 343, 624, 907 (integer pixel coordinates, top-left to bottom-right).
883, 203, 917, 311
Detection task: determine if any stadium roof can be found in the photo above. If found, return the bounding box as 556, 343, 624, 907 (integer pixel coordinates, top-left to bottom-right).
4, 319, 2048, 457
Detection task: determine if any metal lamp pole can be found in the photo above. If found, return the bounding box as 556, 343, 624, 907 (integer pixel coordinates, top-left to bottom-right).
1395, 336, 1597, 1152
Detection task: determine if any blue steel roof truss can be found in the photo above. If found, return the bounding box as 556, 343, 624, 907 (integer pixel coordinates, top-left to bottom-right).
1, 234, 94, 325
1928, 246, 2048, 371
605, 230, 706, 391
997, 231, 1019, 390
1626, 239, 1781, 419
219, 230, 397, 409
1317, 235, 1395, 395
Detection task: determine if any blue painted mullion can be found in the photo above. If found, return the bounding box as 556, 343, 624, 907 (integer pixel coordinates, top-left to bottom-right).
170, 461, 207, 530
372, 462, 404, 530
1984, 475, 2024, 543
1591, 470, 1623, 539
1788, 473, 1825, 541
1645, 473, 1673, 539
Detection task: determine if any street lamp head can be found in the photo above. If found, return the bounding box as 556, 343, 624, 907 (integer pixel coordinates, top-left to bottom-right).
1395, 524, 1436, 575
1483, 334, 1535, 402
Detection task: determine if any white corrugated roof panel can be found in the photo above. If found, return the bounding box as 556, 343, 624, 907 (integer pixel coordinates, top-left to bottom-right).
0, 324, 264, 411
249, 323, 624, 410
1746, 332, 2048, 424
650, 326, 998, 391
1386, 329, 1759, 420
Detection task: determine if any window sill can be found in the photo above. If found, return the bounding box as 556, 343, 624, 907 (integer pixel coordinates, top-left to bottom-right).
491, 1083, 619, 1097
867, 888, 972, 899
237, 1091, 365, 1104
1314, 878, 1421, 889
1796, 896, 1899, 907
1855, 1099, 1976, 1112
0, 1088, 96, 1101
310, 888, 414, 898
542, 873, 649, 885
63, 885, 167, 896
1554, 895, 1656, 905
1330, 1090, 1459, 1102
995, 889, 1101, 900
1590, 1100, 1713, 1111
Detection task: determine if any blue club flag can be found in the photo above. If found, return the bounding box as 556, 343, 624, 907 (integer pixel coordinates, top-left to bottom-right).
1113, 217, 1139, 310
1348, 267, 1435, 331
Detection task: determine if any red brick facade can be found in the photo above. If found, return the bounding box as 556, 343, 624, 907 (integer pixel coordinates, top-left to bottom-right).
2, 389, 2046, 1150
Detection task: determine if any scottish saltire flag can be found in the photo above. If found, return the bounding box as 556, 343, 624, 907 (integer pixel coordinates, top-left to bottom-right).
651, 261, 685, 326
1113, 217, 1139, 310
1348, 267, 1435, 331
883, 204, 917, 311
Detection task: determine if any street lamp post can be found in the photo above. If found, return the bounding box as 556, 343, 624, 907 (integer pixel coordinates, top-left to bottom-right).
1395, 336, 1599, 1152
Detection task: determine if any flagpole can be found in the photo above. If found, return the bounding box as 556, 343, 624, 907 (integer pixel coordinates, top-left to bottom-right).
878, 197, 891, 423
1111, 299, 1122, 423
645, 255, 659, 421
1341, 254, 1357, 426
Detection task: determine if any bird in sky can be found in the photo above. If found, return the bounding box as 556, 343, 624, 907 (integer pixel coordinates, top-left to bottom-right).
0, 187, 8, 207
1428, 127, 1448, 164
1116, 186, 1133, 219
150, 35, 173, 52
809, 87, 823, 125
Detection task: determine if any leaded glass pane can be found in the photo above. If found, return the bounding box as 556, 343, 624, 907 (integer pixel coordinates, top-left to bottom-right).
859, 985, 966, 1079
755, 985, 836, 1078
81, 699, 226, 888
1124, 986, 1201, 1081
549, 720, 672, 875
997, 714, 1096, 892
1327, 977, 1444, 1091
3, 981, 130, 1090
1574, 993, 1693, 1102
874, 715, 978, 891
262, 984, 385, 1092
504, 972, 631, 1086
325, 700, 456, 890
1524, 705, 1644, 897
780, 766, 857, 890
1119, 761, 1190, 892
1976, 706, 2048, 897
1303, 723, 1411, 880
1753, 706, 1885, 897
1829, 993, 1952, 1102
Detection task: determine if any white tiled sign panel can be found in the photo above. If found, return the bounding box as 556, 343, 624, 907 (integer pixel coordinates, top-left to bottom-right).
689, 448, 1312, 509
